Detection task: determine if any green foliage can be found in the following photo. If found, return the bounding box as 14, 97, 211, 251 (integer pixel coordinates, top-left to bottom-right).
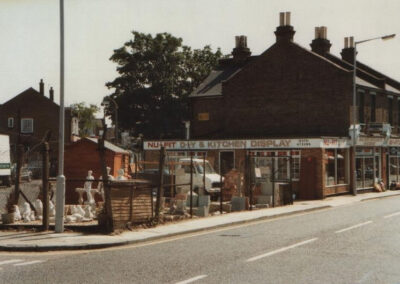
70, 102, 100, 137
106, 31, 222, 138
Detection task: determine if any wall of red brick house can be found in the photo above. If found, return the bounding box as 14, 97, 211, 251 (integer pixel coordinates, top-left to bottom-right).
190, 97, 223, 139
222, 43, 353, 138
0, 89, 74, 163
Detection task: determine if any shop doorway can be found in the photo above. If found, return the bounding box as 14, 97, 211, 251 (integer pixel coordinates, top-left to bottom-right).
219, 151, 234, 175
356, 148, 381, 190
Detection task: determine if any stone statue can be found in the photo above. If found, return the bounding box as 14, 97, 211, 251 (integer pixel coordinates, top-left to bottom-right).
22, 202, 32, 222
84, 170, 95, 205
97, 166, 114, 201
117, 169, 127, 180
84, 205, 94, 219
34, 199, 43, 220
49, 200, 56, 217
14, 205, 21, 221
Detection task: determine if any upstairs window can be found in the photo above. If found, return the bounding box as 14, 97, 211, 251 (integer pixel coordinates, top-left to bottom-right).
357, 91, 365, 123
21, 118, 33, 133
7, 117, 14, 128
388, 97, 393, 125
370, 94, 376, 122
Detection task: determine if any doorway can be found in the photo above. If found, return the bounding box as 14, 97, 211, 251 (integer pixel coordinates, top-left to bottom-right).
219, 151, 234, 175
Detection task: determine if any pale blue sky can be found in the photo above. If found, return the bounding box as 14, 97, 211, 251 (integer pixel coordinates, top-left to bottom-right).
0, 0, 399, 106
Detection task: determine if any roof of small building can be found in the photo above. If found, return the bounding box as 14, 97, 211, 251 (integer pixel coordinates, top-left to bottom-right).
85, 137, 129, 154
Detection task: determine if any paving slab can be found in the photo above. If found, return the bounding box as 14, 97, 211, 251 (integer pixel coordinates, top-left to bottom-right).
0, 190, 399, 251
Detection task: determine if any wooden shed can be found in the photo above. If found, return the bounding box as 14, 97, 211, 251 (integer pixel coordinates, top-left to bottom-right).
64, 137, 130, 204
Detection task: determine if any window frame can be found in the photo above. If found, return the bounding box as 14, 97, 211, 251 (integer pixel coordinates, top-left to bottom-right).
21, 118, 34, 134
7, 117, 14, 128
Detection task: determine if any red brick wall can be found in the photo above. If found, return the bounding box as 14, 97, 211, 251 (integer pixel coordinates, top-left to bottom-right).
0, 89, 74, 162
191, 42, 353, 139
64, 139, 127, 204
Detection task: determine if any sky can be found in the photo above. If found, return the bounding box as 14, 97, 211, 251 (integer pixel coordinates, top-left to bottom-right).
0, 0, 399, 108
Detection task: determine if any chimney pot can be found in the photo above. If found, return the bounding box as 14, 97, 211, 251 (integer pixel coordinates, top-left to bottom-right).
39, 79, 44, 96
275, 12, 295, 42
310, 26, 331, 55
232, 35, 251, 63
285, 12, 291, 26
341, 36, 357, 63
349, 36, 354, 48
279, 12, 285, 26
49, 87, 54, 101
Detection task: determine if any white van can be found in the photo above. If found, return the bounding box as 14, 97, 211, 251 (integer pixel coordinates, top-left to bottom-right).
175, 158, 222, 197
0, 134, 11, 186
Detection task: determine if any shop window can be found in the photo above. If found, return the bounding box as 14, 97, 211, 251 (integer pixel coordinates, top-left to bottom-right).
325, 149, 348, 186
337, 149, 346, 184
250, 150, 301, 181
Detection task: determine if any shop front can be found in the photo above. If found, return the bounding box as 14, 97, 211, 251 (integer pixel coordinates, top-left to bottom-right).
143, 137, 350, 200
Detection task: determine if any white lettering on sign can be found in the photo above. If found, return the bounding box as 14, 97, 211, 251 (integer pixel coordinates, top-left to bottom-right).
143, 138, 350, 150
250, 139, 291, 148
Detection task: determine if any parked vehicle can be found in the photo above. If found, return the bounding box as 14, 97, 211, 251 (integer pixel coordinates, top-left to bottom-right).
175, 158, 222, 198
11, 164, 33, 183
0, 135, 11, 186
136, 158, 223, 199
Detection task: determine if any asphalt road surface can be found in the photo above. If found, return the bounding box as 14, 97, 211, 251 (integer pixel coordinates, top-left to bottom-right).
1, 195, 400, 284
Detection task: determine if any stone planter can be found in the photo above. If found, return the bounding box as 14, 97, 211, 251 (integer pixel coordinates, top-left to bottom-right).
1, 213, 15, 224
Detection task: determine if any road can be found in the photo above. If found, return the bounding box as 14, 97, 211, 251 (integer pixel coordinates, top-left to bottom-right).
1, 195, 400, 284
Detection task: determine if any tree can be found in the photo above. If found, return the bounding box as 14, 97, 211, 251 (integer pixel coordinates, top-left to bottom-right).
106, 31, 222, 139
70, 102, 100, 137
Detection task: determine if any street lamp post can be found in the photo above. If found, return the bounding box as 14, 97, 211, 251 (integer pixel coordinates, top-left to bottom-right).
351, 33, 396, 195
55, 0, 65, 233
102, 97, 119, 144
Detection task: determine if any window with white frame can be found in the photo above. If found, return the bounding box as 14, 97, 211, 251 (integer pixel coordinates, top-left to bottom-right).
21, 118, 34, 133
7, 117, 14, 128
249, 150, 301, 181
325, 149, 348, 186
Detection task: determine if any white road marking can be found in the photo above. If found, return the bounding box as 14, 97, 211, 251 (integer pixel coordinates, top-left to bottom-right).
0, 259, 23, 266
175, 274, 208, 284
246, 238, 318, 262
384, 211, 400, 219
14, 260, 44, 266
335, 221, 373, 234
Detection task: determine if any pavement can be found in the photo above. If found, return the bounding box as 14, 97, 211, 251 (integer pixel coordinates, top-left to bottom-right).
0, 190, 399, 252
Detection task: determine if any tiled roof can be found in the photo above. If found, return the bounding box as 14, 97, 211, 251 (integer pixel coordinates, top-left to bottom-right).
189, 66, 242, 98
85, 137, 129, 154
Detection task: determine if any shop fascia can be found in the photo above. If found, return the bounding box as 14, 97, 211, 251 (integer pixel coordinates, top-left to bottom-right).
144, 138, 350, 150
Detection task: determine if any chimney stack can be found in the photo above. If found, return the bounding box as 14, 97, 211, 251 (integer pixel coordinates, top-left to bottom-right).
39, 79, 44, 95
49, 87, 54, 101
310, 26, 332, 55
231, 35, 251, 63
340, 36, 357, 64
275, 12, 295, 43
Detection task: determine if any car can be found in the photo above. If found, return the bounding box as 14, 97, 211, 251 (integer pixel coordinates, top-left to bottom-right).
11, 164, 33, 183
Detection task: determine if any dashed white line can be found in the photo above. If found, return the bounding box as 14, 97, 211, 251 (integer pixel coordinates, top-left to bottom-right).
384, 211, 400, 219
175, 274, 208, 284
0, 259, 23, 266
14, 260, 44, 266
335, 221, 373, 234
246, 238, 318, 262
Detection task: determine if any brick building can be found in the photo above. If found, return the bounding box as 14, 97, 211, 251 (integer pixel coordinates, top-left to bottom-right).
64, 137, 130, 204
0, 80, 79, 170
144, 12, 400, 200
